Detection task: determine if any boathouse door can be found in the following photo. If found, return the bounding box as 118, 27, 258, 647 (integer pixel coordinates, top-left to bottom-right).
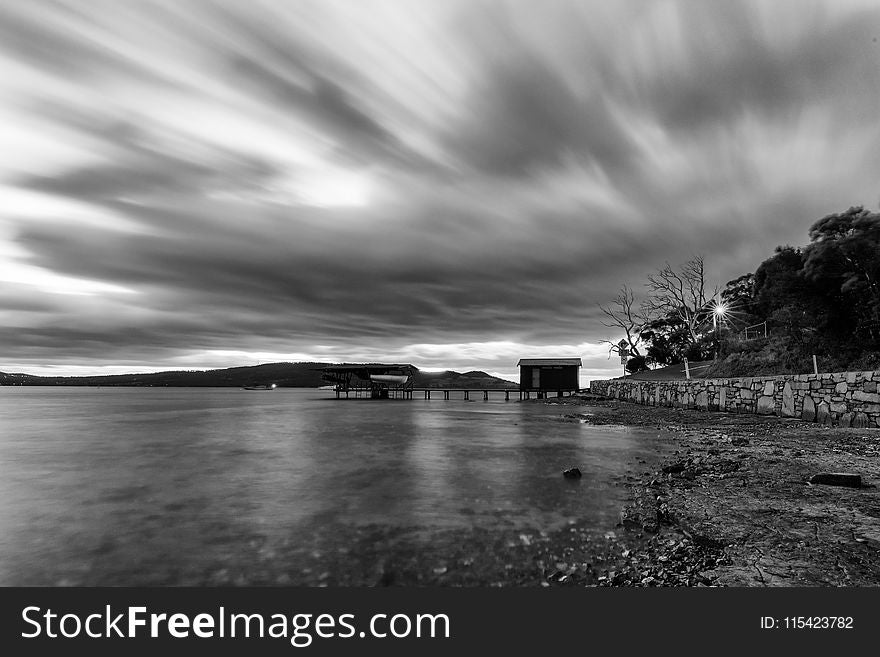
531, 369, 540, 388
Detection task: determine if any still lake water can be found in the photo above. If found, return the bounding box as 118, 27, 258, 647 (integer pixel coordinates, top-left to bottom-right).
0, 388, 671, 585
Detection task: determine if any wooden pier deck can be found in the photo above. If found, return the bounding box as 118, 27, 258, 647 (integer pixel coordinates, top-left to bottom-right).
331, 387, 580, 400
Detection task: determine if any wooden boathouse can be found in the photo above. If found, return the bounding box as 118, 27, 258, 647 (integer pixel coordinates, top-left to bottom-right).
517, 358, 582, 398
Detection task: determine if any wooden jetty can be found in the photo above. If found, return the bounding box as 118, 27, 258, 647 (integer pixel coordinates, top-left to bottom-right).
329, 385, 579, 401
413, 388, 579, 401
321, 362, 581, 401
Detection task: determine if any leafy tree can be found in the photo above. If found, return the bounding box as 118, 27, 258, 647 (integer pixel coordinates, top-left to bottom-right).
720, 273, 759, 328
752, 246, 817, 331
684, 336, 715, 361
639, 314, 692, 366
625, 354, 649, 374
805, 206, 880, 299
803, 206, 880, 346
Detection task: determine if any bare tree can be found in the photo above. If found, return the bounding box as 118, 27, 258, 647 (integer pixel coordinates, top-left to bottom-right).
598, 284, 646, 357
643, 256, 718, 344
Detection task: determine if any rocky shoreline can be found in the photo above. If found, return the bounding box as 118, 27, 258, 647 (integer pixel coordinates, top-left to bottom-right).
548, 395, 880, 586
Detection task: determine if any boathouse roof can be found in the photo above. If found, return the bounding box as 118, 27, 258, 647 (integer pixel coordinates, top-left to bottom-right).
516, 359, 582, 367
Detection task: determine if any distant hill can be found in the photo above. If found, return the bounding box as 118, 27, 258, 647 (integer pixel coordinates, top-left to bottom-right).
411, 369, 516, 388
0, 363, 518, 389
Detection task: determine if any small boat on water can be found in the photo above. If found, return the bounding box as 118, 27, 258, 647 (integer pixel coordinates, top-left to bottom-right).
243, 383, 277, 390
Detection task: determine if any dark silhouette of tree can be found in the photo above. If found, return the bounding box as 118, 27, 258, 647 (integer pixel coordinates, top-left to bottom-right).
625, 354, 649, 374
751, 246, 818, 348
639, 314, 692, 366
643, 255, 718, 344
720, 273, 758, 328
805, 206, 880, 298
598, 284, 647, 358
803, 206, 880, 346
599, 207, 880, 374
753, 247, 804, 308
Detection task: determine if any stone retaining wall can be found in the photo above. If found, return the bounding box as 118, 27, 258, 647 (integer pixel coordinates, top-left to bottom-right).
589, 370, 880, 428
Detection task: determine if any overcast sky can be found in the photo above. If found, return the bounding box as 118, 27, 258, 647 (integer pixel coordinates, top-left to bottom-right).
1, 0, 879, 383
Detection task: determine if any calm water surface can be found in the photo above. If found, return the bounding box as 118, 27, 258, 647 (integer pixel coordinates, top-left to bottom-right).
0, 388, 672, 585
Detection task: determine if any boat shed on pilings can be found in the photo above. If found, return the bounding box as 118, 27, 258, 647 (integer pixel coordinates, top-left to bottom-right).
517, 358, 582, 398
321, 363, 415, 399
